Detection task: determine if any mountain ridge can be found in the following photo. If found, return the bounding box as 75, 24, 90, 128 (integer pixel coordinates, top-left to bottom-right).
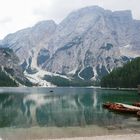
0, 6, 140, 84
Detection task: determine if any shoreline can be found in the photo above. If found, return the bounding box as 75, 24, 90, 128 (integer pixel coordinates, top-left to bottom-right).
48, 134, 140, 140
1, 125, 140, 140
101, 87, 137, 91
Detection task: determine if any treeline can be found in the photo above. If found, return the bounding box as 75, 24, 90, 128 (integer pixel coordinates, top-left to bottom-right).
3, 67, 33, 87
43, 75, 97, 87
0, 68, 18, 87
101, 57, 140, 88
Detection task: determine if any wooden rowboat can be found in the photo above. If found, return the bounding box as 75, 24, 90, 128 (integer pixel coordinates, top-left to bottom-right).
103, 102, 140, 114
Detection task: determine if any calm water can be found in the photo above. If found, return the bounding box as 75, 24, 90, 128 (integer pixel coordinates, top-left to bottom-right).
0, 87, 140, 128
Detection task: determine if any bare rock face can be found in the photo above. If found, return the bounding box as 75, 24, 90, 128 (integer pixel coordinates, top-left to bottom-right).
0, 48, 32, 86
0, 20, 57, 70
41, 6, 140, 80
0, 48, 19, 68
1, 6, 140, 80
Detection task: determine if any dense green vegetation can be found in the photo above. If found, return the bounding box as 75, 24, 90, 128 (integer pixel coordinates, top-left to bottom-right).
16, 77, 33, 87
0, 67, 33, 87
43, 75, 98, 87
101, 57, 140, 88
3, 67, 33, 87
0, 68, 18, 87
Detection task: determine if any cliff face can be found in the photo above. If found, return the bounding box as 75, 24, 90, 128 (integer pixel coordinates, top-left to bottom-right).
42, 6, 140, 80
1, 6, 140, 80
0, 48, 19, 68
0, 20, 57, 70
0, 48, 32, 86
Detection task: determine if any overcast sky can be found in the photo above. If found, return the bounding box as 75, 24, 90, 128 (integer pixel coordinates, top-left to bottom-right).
0, 0, 139, 39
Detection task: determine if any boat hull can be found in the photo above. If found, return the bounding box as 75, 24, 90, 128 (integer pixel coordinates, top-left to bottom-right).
103, 102, 140, 114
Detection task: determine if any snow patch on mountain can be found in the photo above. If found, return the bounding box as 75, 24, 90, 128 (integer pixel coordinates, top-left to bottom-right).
24, 66, 71, 87
91, 67, 98, 81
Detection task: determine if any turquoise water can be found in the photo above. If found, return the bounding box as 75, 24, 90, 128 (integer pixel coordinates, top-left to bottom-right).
0, 87, 139, 128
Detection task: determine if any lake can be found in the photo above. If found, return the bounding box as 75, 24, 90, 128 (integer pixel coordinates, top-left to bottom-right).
0, 87, 140, 139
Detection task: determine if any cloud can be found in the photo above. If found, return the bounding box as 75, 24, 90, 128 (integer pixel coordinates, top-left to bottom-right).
33, 0, 140, 23
0, 17, 12, 24
0, 0, 140, 39
33, 0, 104, 23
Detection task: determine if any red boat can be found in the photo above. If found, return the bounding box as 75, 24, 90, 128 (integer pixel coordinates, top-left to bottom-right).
103, 102, 140, 114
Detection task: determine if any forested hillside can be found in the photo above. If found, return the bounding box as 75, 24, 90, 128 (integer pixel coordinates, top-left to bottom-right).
43, 75, 98, 87
0, 48, 33, 87
0, 68, 18, 87
101, 57, 140, 88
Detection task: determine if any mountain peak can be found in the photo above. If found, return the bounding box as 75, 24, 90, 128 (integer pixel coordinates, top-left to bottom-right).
34, 20, 56, 28
113, 10, 132, 19
76, 5, 105, 12
67, 5, 107, 18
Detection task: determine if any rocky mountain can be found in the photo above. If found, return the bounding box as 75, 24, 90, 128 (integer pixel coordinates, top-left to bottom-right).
0, 6, 140, 82
42, 6, 140, 80
0, 48, 32, 86
0, 20, 57, 70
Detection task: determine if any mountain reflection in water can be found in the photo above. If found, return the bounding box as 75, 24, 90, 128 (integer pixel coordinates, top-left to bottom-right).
0, 88, 139, 128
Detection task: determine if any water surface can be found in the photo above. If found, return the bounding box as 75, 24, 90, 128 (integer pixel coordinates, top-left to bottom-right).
0, 87, 140, 139
0, 87, 139, 128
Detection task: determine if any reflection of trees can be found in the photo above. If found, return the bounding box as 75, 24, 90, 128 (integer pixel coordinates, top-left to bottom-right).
0, 93, 26, 127
0, 92, 130, 128
36, 95, 82, 127
34, 93, 100, 127
22, 94, 93, 127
